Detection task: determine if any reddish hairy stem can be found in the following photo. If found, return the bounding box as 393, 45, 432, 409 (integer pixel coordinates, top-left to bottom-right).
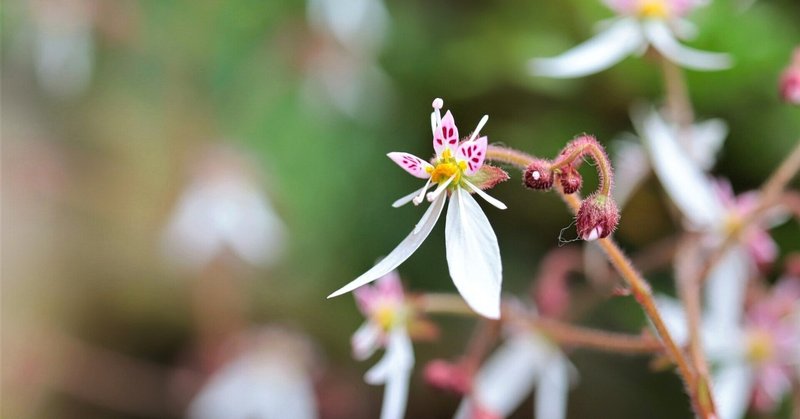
551, 135, 614, 196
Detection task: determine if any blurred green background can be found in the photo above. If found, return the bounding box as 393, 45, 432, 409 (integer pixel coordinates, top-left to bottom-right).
2, 0, 799, 418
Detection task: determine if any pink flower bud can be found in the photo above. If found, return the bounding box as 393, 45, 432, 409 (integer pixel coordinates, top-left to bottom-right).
558, 166, 582, 194
780, 48, 800, 105
523, 159, 554, 190
576, 193, 620, 241
423, 360, 471, 394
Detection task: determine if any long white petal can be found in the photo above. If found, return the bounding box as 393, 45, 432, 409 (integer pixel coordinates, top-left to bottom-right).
642, 20, 732, 71
654, 296, 689, 346
689, 119, 728, 170
713, 361, 754, 419
534, 354, 572, 419
445, 188, 502, 319
705, 246, 750, 333
635, 108, 725, 230
470, 333, 552, 416
610, 138, 650, 208
463, 180, 507, 210
352, 322, 382, 360
392, 183, 433, 208
364, 329, 414, 419
328, 195, 446, 298
529, 18, 645, 78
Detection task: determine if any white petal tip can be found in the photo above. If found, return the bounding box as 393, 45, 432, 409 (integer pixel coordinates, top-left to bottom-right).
585, 228, 601, 241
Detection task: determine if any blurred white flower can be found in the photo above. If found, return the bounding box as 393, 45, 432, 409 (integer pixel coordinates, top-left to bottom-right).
162, 145, 286, 271
634, 108, 787, 267
454, 325, 575, 419
656, 274, 800, 419
303, 0, 393, 119
29, 0, 95, 98
187, 328, 318, 419
351, 272, 419, 419
529, 0, 731, 78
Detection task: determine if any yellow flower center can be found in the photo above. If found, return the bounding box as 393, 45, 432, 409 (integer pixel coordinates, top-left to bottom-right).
747, 330, 775, 364
638, 0, 669, 18
373, 305, 396, 331
722, 213, 743, 237
425, 148, 467, 186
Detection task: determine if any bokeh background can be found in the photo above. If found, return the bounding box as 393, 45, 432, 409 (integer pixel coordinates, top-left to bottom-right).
2, 0, 799, 418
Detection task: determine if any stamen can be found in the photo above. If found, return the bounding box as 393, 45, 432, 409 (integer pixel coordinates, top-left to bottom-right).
394, 182, 433, 208
426, 174, 456, 202
430, 112, 437, 136
432, 98, 443, 128
412, 178, 434, 206
468, 115, 489, 142
463, 180, 507, 210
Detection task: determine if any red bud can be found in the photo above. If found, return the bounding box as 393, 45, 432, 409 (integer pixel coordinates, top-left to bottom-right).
523, 159, 554, 190
558, 166, 582, 194
576, 193, 619, 241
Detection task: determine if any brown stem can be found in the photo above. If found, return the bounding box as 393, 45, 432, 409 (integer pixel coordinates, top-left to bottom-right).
418, 294, 661, 355
660, 56, 694, 134
486, 145, 706, 417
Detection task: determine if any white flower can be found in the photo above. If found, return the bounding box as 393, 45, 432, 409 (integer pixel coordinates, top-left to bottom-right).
30, 0, 95, 98
529, 0, 731, 78
162, 146, 286, 270
352, 273, 419, 419
188, 328, 318, 419
304, 0, 393, 119
454, 326, 575, 419
329, 98, 509, 319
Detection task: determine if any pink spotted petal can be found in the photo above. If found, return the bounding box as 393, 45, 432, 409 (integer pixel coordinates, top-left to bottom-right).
433, 111, 459, 155
458, 136, 487, 175
388, 152, 432, 179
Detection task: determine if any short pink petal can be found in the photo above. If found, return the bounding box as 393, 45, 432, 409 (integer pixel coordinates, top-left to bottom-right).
388, 152, 432, 179
458, 136, 487, 175
433, 111, 459, 155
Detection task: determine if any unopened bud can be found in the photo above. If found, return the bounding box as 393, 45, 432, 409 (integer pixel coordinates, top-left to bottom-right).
780, 48, 800, 105
423, 360, 471, 394
523, 159, 553, 190
558, 166, 582, 194
576, 193, 619, 241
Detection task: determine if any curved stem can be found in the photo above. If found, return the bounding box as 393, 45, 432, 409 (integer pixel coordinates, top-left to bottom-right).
551, 136, 614, 196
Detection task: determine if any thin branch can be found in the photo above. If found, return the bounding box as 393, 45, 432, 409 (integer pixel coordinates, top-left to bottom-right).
417, 293, 661, 355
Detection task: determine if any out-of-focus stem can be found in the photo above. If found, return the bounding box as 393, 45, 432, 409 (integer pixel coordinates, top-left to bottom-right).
418, 294, 662, 354
486, 145, 708, 417
660, 56, 694, 133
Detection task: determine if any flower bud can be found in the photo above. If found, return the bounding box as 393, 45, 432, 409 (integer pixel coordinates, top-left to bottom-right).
780, 67, 800, 105
576, 193, 619, 241
558, 166, 582, 194
423, 360, 471, 394
523, 159, 553, 190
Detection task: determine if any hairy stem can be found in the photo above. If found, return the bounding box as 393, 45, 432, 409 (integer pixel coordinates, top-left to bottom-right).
551, 135, 614, 196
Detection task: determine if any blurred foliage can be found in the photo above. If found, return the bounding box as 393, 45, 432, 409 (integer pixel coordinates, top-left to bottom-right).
2, 0, 799, 418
